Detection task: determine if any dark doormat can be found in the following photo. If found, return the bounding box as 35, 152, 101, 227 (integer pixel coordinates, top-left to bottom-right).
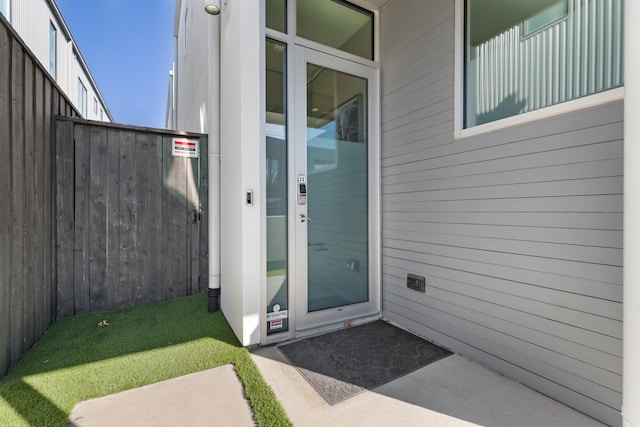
278, 320, 452, 405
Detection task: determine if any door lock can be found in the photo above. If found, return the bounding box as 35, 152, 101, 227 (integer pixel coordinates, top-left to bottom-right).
297, 175, 307, 205
298, 214, 313, 223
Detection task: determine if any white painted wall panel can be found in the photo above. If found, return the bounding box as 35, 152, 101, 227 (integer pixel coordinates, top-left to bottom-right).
219, 0, 262, 346
11, 0, 43, 58
175, 0, 210, 133
380, 1, 623, 425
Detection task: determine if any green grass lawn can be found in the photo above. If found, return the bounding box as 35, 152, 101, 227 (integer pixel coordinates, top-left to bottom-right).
0, 293, 291, 426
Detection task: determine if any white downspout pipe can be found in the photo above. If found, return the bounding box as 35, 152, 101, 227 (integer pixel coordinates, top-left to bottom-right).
205, 1, 221, 311
624, 1, 640, 426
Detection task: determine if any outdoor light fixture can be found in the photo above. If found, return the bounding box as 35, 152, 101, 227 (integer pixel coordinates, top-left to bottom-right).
204, 4, 220, 15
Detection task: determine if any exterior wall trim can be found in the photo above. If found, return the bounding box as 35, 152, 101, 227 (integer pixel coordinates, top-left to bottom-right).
623, 2, 640, 426
456, 87, 624, 140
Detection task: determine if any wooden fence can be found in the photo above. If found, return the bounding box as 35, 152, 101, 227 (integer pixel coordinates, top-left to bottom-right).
0, 15, 80, 378
55, 119, 208, 316
0, 15, 209, 378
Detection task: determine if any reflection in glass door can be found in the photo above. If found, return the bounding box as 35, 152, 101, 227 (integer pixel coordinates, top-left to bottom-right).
266, 38, 288, 335
304, 63, 369, 313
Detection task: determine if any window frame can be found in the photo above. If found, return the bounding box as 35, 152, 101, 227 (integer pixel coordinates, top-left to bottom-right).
260, 0, 381, 344
453, 0, 624, 140
296, 0, 374, 61
522, 0, 569, 38
78, 78, 87, 118
265, 0, 379, 68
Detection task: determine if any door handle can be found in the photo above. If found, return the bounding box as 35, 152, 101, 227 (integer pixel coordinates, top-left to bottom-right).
298, 214, 314, 223
192, 208, 202, 223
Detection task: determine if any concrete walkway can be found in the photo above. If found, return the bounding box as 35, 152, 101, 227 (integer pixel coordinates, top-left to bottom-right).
68, 365, 254, 427
252, 346, 606, 427
68, 341, 607, 427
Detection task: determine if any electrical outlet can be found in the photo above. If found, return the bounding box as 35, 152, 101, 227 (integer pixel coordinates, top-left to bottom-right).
407, 274, 426, 293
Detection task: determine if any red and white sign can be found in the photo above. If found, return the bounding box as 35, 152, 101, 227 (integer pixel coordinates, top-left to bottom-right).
270, 319, 283, 330
172, 138, 199, 158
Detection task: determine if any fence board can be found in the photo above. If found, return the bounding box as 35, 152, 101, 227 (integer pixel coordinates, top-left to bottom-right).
162, 137, 187, 299
133, 133, 150, 304
43, 80, 54, 325
118, 130, 137, 308
88, 126, 108, 310
74, 124, 91, 314
22, 54, 36, 352
147, 134, 164, 302
33, 66, 45, 339
0, 24, 12, 376
10, 38, 25, 365
57, 93, 64, 116
105, 129, 121, 309
132, 133, 150, 304
56, 119, 75, 317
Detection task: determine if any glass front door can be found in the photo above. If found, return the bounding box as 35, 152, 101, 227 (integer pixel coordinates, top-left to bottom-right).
294, 47, 377, 331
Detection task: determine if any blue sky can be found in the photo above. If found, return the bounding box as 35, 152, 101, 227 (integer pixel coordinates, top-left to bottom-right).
56, 0, 175, 128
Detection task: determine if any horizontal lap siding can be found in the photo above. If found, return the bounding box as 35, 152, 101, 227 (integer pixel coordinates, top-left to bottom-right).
380, 1, 622, 426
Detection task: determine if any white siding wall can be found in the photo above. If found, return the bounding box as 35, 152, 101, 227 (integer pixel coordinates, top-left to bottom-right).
57, 23, 70, 93
7, 0, 110, 122
10, 0, 52, 73
380, 1, 622, 426
174, 0, 211, 133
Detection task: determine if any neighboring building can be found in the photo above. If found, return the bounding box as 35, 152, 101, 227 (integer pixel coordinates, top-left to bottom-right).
0, 0, 112, 122
168, 1, 638, 426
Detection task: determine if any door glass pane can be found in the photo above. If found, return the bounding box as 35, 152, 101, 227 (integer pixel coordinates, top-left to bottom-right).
297, 0, 373, 60
266, 0, 286, 33
306, 64, 368, 312
266, 39, 288, 334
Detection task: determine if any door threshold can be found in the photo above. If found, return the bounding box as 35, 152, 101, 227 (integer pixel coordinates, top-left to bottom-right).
293, 312, 380, 340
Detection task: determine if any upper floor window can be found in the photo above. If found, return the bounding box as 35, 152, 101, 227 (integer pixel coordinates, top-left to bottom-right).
0, 0, 9, 20
49, 22, 56, 80
464, 0, 624, 129
93, 97, 98, 114
78, 79, 87, 118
